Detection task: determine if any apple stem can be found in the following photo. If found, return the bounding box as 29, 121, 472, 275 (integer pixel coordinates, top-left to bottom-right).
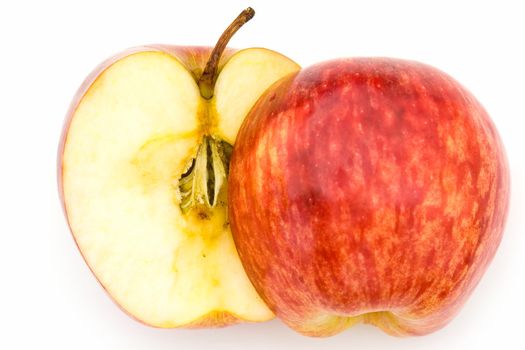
198, 7, 255, 99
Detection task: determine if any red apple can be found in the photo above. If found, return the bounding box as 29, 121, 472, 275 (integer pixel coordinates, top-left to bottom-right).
229, 58, 509, 337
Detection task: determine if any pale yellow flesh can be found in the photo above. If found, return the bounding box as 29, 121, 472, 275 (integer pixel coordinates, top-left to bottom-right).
214, 48, 300, 144
62, 50, 300, 327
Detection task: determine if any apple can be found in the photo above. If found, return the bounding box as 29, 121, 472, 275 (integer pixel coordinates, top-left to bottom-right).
58, 8, 299, 328
229, 58, 509, 336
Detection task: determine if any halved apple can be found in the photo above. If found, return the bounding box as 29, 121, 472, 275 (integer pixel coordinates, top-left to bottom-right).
58, 9, 300, 328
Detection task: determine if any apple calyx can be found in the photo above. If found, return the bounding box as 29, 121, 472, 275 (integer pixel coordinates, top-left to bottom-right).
179, 136, 232, 214
178, 7, 254, 215
198, 7, 255, 99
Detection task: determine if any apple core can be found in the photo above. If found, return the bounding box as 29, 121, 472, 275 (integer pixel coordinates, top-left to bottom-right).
177, 7, 253, 218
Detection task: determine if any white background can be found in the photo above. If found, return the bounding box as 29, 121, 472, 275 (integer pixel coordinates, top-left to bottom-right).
1, 0, 524, 349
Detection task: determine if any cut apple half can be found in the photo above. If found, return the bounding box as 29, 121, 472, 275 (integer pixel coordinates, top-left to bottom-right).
59, 9, 300, 328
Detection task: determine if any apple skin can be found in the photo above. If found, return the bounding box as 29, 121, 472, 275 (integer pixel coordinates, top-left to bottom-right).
229, 58, 510, 337
57, 45, 239, 328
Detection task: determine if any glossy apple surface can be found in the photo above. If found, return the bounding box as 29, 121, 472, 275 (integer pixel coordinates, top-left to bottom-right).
229, 58, 509, 336
58, 45, 299, 328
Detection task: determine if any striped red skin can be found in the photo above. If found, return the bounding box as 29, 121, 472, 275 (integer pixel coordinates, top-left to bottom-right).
229, 58, 509, 337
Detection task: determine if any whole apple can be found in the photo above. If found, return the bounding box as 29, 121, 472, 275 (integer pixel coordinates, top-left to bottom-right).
229, 58, 509, 336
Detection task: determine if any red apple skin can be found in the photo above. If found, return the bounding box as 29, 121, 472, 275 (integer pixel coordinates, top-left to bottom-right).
229, 58, 509, 337
57, 46, 239, 328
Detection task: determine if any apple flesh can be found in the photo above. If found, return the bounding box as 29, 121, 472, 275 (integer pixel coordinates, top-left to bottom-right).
58, 45, 299, 327
229, 58, 509, 336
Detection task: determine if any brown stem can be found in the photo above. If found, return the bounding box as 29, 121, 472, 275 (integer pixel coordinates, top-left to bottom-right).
198, 7, 255, 99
